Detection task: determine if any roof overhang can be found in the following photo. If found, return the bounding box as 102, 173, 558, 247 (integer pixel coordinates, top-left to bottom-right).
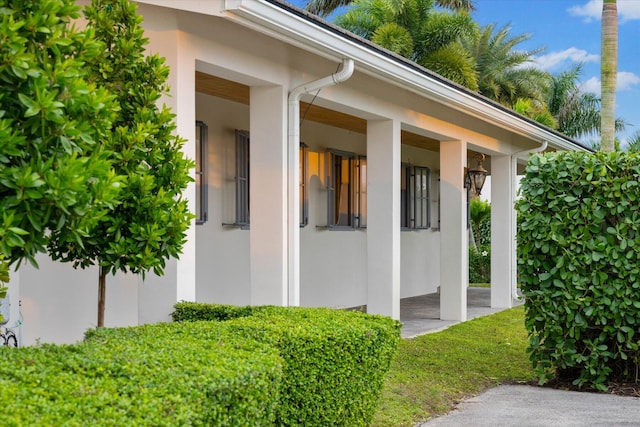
135, 0, 590, 153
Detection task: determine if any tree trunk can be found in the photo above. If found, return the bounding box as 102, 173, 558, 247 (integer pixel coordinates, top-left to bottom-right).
98, 266, 106, 327
601, 0, 617, 152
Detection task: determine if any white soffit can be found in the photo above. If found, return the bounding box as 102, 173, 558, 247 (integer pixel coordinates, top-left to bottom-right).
135, 0, 588, 152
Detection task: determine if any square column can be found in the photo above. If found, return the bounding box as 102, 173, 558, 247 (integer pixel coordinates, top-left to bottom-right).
490, 155, 513, 308
439, 140, 467, 321
366, 119, 401, 319
139, 25, 196, 324
249, 85, 288, 305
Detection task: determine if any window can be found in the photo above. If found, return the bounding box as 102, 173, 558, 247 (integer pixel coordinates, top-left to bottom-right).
401, 164, 431, 230
326, 150, 366, 229
195, 121, 208, 224
355, 156, 367, 228
300, 143, 309, 227
235, 130, 250, 227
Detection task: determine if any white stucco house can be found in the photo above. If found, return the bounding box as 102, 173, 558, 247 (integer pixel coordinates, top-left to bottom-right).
6, 0, 589, 346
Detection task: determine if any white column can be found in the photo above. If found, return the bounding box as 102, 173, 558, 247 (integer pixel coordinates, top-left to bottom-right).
439, 140, 467, 321
490, 155, 513, 308
249, 85, 288, 306
138, 20, 197, 324
366, 119, 401, 319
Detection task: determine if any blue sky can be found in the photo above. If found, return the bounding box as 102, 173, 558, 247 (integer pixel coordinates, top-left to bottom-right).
289, 0, 640, 145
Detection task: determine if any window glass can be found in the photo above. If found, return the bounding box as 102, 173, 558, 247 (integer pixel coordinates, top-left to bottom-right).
327, 150, 357, 228
300, 144, 308, 226
235, 130, 250, 226
195, 121, 208, 224
356, 157, 367, 228
401, 164, 430, 230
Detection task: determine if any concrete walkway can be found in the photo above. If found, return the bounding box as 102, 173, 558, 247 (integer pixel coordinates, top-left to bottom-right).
400, 289, 640, 427
400, 287, 517, 338
418, 384, 640, 426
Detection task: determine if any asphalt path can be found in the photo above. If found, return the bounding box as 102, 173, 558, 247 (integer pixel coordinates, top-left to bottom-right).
419, 384, 640, 427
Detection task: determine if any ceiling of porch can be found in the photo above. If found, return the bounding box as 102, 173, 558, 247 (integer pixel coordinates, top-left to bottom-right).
195, 71, 441, 152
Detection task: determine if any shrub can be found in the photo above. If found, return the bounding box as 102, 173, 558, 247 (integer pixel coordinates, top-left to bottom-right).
174, 303, 401, 427
0, 322, 281, 426
469, 245, 491, 283
171, 301, 258, 322
517, 151, 640, 391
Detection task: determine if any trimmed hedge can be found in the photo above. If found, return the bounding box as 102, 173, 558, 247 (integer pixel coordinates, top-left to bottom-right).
171, 301, 258, 322
0, 322, 281, 426
517, 151, 640, 390
173, 303, 401, 426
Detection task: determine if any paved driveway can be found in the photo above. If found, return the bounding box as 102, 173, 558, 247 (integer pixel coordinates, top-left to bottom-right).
419, 384, 640, 427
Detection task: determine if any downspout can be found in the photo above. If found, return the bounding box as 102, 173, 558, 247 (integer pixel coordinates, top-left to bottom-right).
510, 141, 547, 301
287, 59, 355, 306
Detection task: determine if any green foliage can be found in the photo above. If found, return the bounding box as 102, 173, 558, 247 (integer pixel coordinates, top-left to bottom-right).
335, 0, 478, 89
469, 245, 490, 283
48, 0, 194, 278
0, 0, 121, 267
174, 303, 402, 427
171, 301, 258, 322
0, 321, 282, 426
460, 23, 549, 107
517, 151, 640, 390
545, 63, 626, 140
625, 130, 640, 153
469, 198, 490, 246
0, 255, 7, 323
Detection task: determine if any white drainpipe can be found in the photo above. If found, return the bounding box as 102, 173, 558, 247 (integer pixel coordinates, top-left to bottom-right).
510, 141, 547, 301
287, 59, 355, 306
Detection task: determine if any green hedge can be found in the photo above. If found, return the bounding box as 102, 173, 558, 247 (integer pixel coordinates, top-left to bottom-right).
0, 322, 281, 426
171, 301, 258, 322
517, 151, 640, 390
173, 303, 401, 427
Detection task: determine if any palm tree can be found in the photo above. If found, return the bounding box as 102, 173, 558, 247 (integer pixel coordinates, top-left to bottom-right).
546, 63, 625, 139
600, 0, 617, 152
304, 0, 475, 18
469, 198, 491, 250
461, 23, 550, 107
625, 131, 640, 152
334, 0, 479, 89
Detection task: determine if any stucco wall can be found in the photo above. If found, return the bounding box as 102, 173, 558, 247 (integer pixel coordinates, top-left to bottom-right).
195, 93, 442, 309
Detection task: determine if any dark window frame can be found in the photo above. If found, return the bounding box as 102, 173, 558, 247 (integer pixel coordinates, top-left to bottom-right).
195, 121, 208, 225
235, 130, 250, 228
401, 164, 431, 230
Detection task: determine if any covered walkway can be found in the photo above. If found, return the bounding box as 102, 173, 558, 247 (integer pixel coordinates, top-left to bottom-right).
400, 287, 522, 338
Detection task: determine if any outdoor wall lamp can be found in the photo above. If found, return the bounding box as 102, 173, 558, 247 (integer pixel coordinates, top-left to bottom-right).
465, 153, 489, 196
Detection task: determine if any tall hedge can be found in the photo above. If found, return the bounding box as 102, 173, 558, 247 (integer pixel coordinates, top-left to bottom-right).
517, 151, 640, 390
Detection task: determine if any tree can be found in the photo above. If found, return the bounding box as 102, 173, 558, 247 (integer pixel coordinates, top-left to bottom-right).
335, 0, 478, 89
600, 0, 617, 152
305, 0, 475, 18
48, 0, 194, 327
469, 197, 490, 250
0, 0, 120, 268
625, 131, 640, 152
545, 63, 625, 139
461, 23, 550, 108
0, 255, 8, 324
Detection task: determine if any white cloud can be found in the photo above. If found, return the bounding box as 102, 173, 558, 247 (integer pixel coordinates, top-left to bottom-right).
568, 0, 602, 22
568, 0, 640, 23
578, 72, 640, 95
580, 77, 601, 95
618, 71, 640, 90
534, 47, 599, 71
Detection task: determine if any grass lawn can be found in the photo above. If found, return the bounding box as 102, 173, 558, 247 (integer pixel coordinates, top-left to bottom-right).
372, 306, 534, 427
